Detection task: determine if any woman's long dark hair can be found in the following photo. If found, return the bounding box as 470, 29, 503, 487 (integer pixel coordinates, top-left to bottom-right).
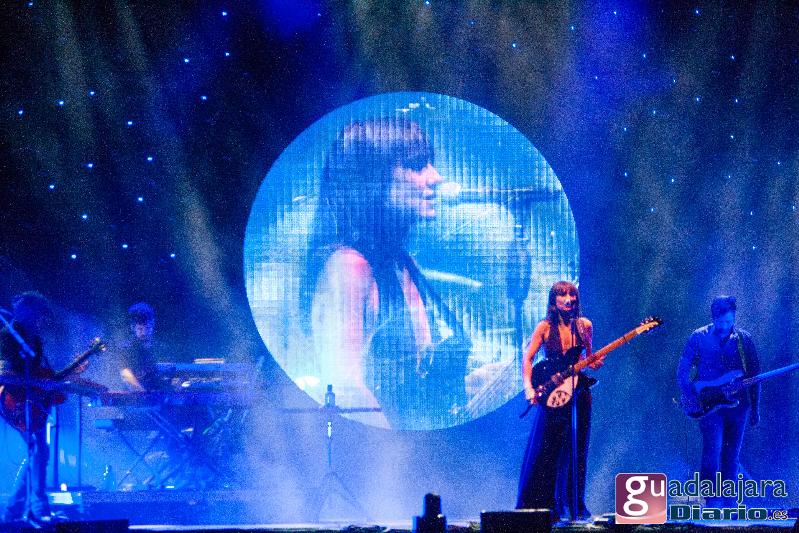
301, 118, 434, 328
543, 280, 582, 355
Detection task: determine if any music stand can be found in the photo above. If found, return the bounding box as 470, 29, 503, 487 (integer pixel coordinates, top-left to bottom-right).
284, 385, 380, 522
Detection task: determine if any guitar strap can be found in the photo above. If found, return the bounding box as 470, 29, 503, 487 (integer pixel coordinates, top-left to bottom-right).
735, 332, 748, 375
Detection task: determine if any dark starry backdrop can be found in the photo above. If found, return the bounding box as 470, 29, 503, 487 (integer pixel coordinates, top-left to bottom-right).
0, 0, 797, 521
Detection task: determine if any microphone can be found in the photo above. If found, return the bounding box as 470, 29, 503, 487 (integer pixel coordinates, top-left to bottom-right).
437, 181, 556, 204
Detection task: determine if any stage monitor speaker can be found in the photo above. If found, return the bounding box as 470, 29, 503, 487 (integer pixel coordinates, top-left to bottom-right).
55, 519, 130, 533
481, 509, 553, 533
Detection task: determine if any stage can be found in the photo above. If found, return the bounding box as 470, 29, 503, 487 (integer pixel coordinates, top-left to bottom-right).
2, 2, 799, 532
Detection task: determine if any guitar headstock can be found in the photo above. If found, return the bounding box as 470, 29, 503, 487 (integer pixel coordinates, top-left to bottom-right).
635, 316, 663, 334
89, 337, 108, 354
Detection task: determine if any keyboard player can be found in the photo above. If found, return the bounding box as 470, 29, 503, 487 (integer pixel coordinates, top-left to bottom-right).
120, 302, 166, 392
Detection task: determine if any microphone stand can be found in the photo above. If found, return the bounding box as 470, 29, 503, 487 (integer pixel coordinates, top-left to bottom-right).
505, 198, 532, 390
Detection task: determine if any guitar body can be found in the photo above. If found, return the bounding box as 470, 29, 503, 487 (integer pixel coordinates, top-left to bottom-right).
681, 370, 744, 419
0, 338, 105, 432
531, 346, 588, 408
0, 368, 66, 433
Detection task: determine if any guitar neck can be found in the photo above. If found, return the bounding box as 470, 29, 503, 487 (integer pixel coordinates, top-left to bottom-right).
572, 328, 644, 373
733, 362, 799, 391
53, 346, 98, 381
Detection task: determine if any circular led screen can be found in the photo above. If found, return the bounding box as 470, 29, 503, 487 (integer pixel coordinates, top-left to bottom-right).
245, 92, 579, 430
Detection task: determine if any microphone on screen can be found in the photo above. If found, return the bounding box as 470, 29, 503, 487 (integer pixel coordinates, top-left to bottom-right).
437, 181, 556, 204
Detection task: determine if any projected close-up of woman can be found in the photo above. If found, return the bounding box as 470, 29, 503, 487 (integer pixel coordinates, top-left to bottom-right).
244, 92, 580, 432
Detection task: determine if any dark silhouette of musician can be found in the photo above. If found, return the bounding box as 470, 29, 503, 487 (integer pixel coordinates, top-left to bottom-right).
677, 295, 760, 508
301, 117, 471, 430
0, 292, 57, 525
516, 281, 602, 521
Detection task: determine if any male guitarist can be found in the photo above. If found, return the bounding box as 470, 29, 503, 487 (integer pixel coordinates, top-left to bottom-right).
516, 281, 602, 521
0, 292, 72, 525
677, 295, 760, 508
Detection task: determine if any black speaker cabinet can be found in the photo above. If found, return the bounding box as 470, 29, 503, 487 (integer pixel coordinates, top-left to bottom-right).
55, 519, 130, 533
481, 509, 553, 533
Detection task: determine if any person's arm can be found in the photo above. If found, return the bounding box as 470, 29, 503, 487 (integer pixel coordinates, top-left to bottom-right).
311, 248, 384, 413
677, 333, 698, 396
523, 321, 548, 404
120, 367, 145, 392
745, 334, 760, 426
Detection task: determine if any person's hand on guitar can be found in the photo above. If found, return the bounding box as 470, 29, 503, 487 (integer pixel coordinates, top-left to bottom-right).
71, 360, 89, 376
524, 385, 538, 405
587, 358, 604, 370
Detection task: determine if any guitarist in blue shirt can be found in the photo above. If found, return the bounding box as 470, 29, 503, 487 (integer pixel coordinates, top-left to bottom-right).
677, 295, 760, 507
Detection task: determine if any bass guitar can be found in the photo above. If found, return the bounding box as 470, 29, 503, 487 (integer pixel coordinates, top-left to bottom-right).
528, 317, 662, 410
0, 337, 106, 432
680, 361, 799, 419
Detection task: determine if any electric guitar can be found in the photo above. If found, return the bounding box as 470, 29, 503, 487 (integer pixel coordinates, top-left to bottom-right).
0, 337, 106, 432
680, 361, 799, 419
527, 317, 662, 410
